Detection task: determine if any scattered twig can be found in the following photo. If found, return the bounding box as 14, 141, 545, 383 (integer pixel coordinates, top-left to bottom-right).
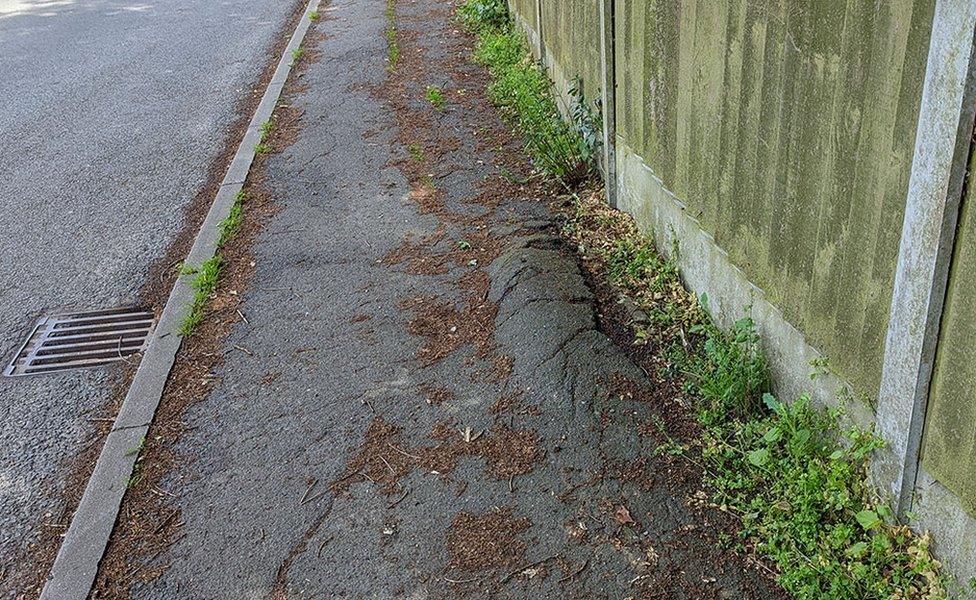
508, 475, 515, 493
232, 344, 254, 356
443, 575, 480, 584
317, 536, 334, 558
501, 555, 557, 583
558, 560, 588, 583
387, 442, 421, 460
300, 478, 318, 504
153, 510, 178, 534
379, 455, 396, 475
236, 309, 249, 324
303, 490, 327, 505
387, 488, 410, 509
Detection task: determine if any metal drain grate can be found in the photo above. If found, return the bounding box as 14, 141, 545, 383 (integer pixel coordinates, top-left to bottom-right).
4, 308, 156, 377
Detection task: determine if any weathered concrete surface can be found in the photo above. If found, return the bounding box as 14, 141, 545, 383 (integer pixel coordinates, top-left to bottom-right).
874, 0, 976, 583
118, 0, 784, 598
925, 151, 976, 512
0, 0, 300, 592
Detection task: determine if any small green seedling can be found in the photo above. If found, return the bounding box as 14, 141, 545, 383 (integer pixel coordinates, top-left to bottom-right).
260, 119, 275, 143
425, 85, 446, 110
408, 144, 425, 163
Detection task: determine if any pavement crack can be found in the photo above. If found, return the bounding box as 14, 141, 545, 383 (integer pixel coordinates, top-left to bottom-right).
110, 422, 151, 433
270, 494, 336, 599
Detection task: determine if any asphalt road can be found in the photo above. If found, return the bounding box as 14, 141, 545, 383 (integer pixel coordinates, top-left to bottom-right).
0, 0, 299, 588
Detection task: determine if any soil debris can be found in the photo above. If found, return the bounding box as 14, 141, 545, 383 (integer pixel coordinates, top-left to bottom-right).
446, 508, 531, 573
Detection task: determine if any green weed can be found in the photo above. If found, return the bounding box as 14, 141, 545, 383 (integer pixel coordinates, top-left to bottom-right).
309, 10, 320, 21
254, 142, 270, 154
124, 436, 145, 457
260, 119, 275, 143
560, 190, 949, 599
456, 0, 509, 33
291, 47, 303, 65
408, 144, 425, 163
126, 464, 143, 489
460, 0, 596, 185
179, 255, 222, 337
425, 85, 445, 110
386, 0, 400, 71
218, 191, 245, 248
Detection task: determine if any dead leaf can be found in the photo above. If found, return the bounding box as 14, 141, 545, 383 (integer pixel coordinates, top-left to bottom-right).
615, 505, 636, 526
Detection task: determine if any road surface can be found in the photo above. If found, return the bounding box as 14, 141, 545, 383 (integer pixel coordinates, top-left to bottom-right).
0, 0, 299, 591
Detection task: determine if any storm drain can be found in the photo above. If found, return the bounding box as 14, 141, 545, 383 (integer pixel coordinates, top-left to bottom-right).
4, 308, 156, 377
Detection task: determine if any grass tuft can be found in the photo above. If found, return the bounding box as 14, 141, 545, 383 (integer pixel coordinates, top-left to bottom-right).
408, 143, 425, 163
179, 255, 222, 337
459, 0, 597, 185
309, 9, 320, 21
425, 85, 445, 110
260, 119, 275, 144
218, 190, 246, 248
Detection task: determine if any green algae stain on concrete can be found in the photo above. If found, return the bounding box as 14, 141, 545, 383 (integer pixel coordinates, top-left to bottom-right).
539, 0, 603, 105
511, 0, 537, 33
923, 150, 976, 516
613, 0, 935, 401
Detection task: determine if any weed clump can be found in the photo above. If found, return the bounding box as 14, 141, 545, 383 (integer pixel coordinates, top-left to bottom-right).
459, 0, 597, 185
425, 85, 445, 110
179, 255, 222, 337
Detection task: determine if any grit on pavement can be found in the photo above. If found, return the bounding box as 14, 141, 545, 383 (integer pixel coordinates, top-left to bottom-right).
99, 0, 786, 598
0, 0, 303, 594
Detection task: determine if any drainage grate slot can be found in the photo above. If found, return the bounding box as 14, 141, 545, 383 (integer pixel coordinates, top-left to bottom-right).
5, 308, 156, 377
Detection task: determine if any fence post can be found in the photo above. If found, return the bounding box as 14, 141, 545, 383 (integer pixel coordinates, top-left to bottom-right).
535, 0, 544, 62
599, 0, 617, 207
874, 0, 976, 518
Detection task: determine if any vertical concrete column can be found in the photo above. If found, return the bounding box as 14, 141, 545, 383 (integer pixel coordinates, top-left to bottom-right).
599, 0, 617, 207
535, 0, 544, 62
875, 0, 976, 518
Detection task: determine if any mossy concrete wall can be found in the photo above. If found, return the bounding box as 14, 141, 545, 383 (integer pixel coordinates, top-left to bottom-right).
509, 0, 539, 57
923, 149, 976, 515
538, 0, 602, 106
613, 0, 934, 402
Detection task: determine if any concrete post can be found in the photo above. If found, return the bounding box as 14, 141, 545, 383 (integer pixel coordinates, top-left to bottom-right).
874, 0, 976, 518
535, 0, 544, 62
599, 0, 617, 207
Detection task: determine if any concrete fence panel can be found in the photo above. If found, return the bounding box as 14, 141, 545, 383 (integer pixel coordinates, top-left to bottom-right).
613, 0, 934, 403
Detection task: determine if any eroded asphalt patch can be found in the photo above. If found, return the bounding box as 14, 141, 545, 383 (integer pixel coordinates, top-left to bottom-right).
100, 0, 786, 598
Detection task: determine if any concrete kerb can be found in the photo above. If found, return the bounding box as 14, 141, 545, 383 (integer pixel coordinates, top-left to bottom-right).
39, 1, 322, 597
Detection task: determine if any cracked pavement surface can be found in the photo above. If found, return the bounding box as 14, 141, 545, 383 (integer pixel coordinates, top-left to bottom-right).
105, 0, 786, 597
